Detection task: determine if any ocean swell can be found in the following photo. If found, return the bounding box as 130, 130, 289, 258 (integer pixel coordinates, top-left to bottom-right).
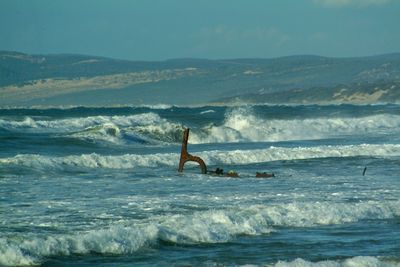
1, 200, 399, 266
1, 144, 399, 170
191, 107, 400, 143
2, 107, 400, 144
273, 256, 400, 267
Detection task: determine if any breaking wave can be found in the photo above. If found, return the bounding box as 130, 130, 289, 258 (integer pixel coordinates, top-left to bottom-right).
0, 112, 184, 145
1, 106, 400, 144
1, 144, 399, 170
190, 107, 400, 143
273, 256, 400, 267
1, 201, 399, 266
70, 122, 124, 144
0, 113, 164, 133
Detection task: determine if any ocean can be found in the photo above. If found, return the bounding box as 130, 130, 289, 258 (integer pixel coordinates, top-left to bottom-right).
0, 104, 399, 266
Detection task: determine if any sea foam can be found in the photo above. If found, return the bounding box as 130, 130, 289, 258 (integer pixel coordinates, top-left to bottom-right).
0, 112, 175, 133
1, 200, 399, 266
191, 107, 400, 143
0, 112, 185, 145
1, 144, 399, 170
2, 107, 400, 144
273, 256, 400, 267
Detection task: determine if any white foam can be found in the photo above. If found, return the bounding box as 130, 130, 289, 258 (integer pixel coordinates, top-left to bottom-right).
157, 208, 275, 244
2, 106, 400, 144
0, 240, 36, 266
246, 200, 400, 227
71, 122, 123, 144
138, 104, 173, 109
158, 200, 400, 244
201, 144, 400, 166
1, 200, 399, 266
0, 112, 186, 144
200, 109, 216, 114
0, 152, 178, 170
0, 224, 158, 266
1, 144, 400, 170
0, 113, 171, 133
128, 121, 184, 143
191, 107, 400, 143
2, 106, 400, 145
0, 208, 272, 265
273, 256, 400, 267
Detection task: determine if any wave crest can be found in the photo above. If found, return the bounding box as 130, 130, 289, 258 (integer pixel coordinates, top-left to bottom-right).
2, 144, 399, 170
1, 200, 399, 266
2, 106, 400, 144
274, 256, 400, 267
191, 107, 400, 143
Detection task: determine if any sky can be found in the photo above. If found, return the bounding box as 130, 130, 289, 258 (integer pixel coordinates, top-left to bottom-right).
0, 0, 399, 61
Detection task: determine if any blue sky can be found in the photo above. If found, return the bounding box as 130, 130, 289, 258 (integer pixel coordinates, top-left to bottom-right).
0, 0, 399, 60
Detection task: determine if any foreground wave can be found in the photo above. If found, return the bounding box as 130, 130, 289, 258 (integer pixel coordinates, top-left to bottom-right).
1, 201, 399, 266
273, 256, 400, 267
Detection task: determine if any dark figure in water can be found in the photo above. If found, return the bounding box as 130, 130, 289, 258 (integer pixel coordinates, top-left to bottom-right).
215, 168, 224, 175
256, 172, 275, 178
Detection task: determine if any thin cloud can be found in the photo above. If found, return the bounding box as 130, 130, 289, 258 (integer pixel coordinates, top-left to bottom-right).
196, 25, 290, 46
313, 0, 391, 8
187, 25, 291, 58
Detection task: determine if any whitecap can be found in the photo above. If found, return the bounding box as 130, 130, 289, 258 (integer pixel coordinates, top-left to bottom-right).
1, 200, 399, 266
273, 256, 400, 267
1, 144, 400, 170
190, 106, 400, 143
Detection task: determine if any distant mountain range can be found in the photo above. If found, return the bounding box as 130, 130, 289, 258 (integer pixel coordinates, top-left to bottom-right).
1, 51, 399, 106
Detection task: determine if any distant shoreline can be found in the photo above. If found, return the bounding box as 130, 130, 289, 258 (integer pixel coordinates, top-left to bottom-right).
1, 51, 399, 107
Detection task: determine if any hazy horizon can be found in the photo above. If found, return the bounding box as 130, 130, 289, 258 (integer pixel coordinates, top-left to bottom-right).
1, 0, 399, 61
3, 49, 400, 63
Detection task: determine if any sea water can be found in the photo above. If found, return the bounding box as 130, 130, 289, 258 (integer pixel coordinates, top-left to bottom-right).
0, 104, 399, 266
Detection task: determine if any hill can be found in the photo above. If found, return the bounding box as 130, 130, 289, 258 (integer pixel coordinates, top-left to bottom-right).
1, 51, 400, 106
216, 80, 400, 105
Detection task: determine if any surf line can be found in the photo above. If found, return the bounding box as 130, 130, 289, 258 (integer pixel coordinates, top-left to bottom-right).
177, 128, 274, 178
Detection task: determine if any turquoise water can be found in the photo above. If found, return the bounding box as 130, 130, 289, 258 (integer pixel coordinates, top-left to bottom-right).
1, 104, 399, 266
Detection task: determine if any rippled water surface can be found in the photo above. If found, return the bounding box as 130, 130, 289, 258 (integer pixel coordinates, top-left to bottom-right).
1, 104, 399, 266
